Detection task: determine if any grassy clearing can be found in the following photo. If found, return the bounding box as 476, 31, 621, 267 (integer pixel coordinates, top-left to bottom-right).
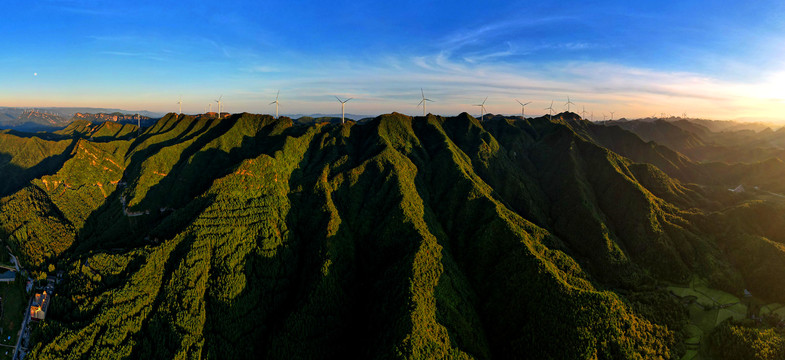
669, 276, 751, 360
668, 286, 702, 298
771, 307, 785, 318
716, 309, 746, 326
760, 303, 783, 315
0, 281, 26, 348
694, 287, 740, 305
726, 303, 747, 315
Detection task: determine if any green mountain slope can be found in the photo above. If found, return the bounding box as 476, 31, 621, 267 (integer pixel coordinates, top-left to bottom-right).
605, 118, 785, 164
1, 113, 784, 359
567, 116, 785, 195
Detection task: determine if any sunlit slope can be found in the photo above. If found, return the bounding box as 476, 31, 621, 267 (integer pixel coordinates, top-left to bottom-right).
13, 112, 718, 359
0, 138, 128, 266
3, 112, 784, 359
0, 131, 73, 196
55, 119, 138, 140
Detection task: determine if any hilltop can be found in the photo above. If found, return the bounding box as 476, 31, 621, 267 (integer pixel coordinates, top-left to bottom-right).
0, 112, 784, 359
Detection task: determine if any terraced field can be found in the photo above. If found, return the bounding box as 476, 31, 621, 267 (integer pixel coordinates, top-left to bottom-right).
668, 277, 748, 360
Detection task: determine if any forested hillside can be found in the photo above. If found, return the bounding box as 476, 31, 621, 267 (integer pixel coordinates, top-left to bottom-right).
1, 114, 785, 359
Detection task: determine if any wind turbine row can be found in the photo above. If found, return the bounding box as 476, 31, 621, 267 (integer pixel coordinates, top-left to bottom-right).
178, 93, 614, 123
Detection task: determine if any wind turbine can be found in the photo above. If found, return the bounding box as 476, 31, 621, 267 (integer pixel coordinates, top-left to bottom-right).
177, 96, 183, 115
610, 111, 615, 121
335, 96, 352, 124
590, 112, 594, 121
474, 96, 488, 121
602, 114, 607, 121
270, 90, 280, 118
581, 106, 587, 120
515, 99, 531, 118
208, 103, 212, 113
545, 100, 555, 121
418, 88, 434, 116
215, 95, 223, 117
565, 96, 575, 112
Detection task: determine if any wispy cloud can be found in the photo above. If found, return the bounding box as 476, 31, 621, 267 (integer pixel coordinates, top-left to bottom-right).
256, 51, 785, 120
99, 51, 166, 62
443, 16, 576, 50
245, 65, 279, 73
463, 42, 517, 64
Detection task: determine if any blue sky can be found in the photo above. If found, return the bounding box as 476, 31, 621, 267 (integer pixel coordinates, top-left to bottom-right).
3, 0, 785, 120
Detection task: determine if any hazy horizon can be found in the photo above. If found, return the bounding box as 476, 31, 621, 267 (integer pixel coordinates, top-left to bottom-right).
4, 105, 785, 125
3, 1, 784, 120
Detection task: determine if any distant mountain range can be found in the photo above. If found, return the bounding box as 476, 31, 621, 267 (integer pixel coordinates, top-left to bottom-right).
600, 117, 785, 163
0, 107, 163, 131
0, 108, 381, 132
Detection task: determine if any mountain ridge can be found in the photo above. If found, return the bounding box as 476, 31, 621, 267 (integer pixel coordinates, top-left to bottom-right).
1, 112, 784, 359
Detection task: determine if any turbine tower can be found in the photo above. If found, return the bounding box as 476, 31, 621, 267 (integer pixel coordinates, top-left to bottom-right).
590, 112, 594, 121
602, 114, 607, 121
474, 96, 488, 122
418, 88, 434, 116
208, 103, 212, 113
545, 100, 555, 121
581, 106, 587, 120
610, 111, 615, 121
515, 99, 531, 118
215, 95, 223, 117
177, 96, 183, 115
565, 96, 575, 112
335, 96, 352, 124
270, 90, 280, 118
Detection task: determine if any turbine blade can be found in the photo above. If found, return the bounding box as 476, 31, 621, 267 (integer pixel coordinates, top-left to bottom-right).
335, 96, 342, 102
345, 98, 353, 102
418, 99, 424, 106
